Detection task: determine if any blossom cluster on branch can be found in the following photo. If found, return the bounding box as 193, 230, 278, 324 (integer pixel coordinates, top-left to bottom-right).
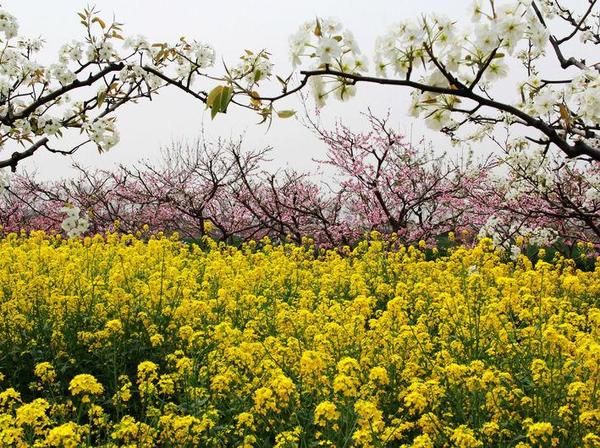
1, 1, 599, 173
281, 0, 600, 161
0, 6, 219, 171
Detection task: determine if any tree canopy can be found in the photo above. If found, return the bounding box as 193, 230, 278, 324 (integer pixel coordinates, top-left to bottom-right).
0, 0, 598, 180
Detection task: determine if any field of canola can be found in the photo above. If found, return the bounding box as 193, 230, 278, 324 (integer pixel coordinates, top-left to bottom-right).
0, 231, 598, 447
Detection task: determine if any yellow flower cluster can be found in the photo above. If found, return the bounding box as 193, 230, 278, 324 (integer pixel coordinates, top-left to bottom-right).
68, 374, 104, 403
0, 231, 597, 447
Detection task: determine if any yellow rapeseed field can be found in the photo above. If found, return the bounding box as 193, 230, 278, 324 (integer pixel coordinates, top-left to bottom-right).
0, 231, 598, 447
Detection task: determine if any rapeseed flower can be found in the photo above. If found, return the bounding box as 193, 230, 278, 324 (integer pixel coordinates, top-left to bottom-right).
0, 232, 596, 446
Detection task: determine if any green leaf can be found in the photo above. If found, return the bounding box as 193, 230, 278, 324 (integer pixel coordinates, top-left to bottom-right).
92, 17, 106, 29
207, 85, 233, 119
97, 90, 107, 108
277, 110, 296, 119
218, 86, 233, 111
258, 105, 274, 130
250, 91, 262, 109
314, 18, 322, 37
206, 86, 224, 108
559, 104, 571, 130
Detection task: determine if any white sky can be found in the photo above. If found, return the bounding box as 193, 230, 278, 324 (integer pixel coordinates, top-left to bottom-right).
1, 0, 581, 178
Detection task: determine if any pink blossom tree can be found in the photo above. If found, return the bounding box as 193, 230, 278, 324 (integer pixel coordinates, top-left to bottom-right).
308, 111, 493, 244
2, 114, 598, 253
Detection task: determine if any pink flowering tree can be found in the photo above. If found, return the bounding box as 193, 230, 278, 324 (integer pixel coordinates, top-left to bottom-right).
228, 162, 350, 246
0, 173, 62, 232
3, 137, 270, 240
469, 143, 600, 256
308, 111, 493, 244
2, 114, 598, 252
115, 138, 268, 239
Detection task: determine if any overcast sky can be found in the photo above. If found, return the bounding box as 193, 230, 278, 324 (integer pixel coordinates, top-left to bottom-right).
2, 0, 577, 179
